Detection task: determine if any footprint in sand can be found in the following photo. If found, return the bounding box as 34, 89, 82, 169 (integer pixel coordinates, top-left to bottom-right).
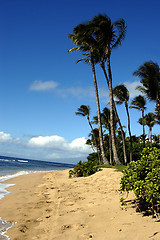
19, 224, 28, 233
45, 208, 52, 213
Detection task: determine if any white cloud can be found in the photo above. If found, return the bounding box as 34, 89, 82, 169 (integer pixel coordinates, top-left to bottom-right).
124, 81, 142, 98
30, 80, 59, 91
68, 137, 91, 153
0, 132, 12, 142
57, 86, 95, 98
28, 135, 92, 160
29, 80, 109, 101
0, 132, 92, 163
28, 135, 66, 148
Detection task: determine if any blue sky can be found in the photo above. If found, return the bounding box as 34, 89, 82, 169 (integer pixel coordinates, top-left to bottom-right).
0, 0, 159, 164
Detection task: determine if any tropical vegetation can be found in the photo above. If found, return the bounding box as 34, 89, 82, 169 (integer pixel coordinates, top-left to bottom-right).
120, 147, 160, 219
68, 13, 159, 217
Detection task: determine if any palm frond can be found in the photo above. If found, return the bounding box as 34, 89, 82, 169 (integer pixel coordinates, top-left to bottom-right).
112, 19, 127, 49
136, 86, 147, 94
68, 47, 82, 53
129, 106, 140, 110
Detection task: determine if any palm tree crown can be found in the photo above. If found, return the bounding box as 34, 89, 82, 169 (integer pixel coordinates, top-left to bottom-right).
113, 84, 129, 105
75, 105, 90, 119
90, 14, 127, 59
130, 95, 146, 112
130, 95, 146, 147
133, 61, 160, 116
144, 112, 157, 147
113, 84, 132, 161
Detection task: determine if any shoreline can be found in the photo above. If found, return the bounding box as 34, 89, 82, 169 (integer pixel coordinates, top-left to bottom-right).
0, 169, 160, 240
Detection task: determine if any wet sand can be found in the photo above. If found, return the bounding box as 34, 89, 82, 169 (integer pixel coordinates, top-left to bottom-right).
0, 168, 160, 240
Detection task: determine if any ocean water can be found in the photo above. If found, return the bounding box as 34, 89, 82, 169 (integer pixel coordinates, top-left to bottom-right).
0, 155, 73, 240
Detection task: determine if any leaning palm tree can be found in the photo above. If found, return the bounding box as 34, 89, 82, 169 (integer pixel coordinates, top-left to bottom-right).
113, 84, 133, 161
75, 105, 101, 164
69, 23, 109, 165
144, 112, 157, 147
90, 14, 127, 165
130, 95, 146, 148
133, 61, 160, 118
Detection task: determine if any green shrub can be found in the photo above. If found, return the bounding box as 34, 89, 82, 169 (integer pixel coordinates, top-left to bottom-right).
120, 147, 160, 217
69, 153, 100, 178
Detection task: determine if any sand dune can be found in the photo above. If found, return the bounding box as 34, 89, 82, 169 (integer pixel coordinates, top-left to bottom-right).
0, 168, 160, 240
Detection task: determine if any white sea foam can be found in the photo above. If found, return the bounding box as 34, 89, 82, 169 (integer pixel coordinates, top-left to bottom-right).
0, 171, 34, 183
0, 217, 14, 240
0, 183, 15, 200
17, 160, 28, 163
0, 159, 10, 162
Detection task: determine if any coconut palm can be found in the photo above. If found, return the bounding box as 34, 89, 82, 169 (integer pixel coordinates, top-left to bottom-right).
130, 95, 146, 147
101, 107, 116, 165
113, 84, 133, 161
144, 112, 157, 147
92, 107, 116, 164
107, 100, 127, 164
133, 61, 160, 118
69, 23, 109, 165
90, 14, 127, 165
87, 128, 100, 153
75, 105, 101, 164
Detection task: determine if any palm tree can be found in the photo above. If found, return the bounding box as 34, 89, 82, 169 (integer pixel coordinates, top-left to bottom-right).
87, 128, 100, 153
92, 107, 117, 164
69, 23, 109, 165
133, 61, 160, 118
130, 95, 146, 147
144, 112, 157, 147
90, 14, 127, 165
75, 105, 101, 164
113, 84, 133, 161
107, 101, 127, 164
102, 107, 118, 165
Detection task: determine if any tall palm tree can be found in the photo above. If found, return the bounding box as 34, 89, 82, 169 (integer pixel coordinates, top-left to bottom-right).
92, 107, 117, 164
69, 23, 109, 165
90, 14, 127, 165
144, 112, 157, 147
133, 61, 160, 118
130, 95, 146, 148
113, 84, 133, 161
106, 100, 127, 164
101, 107, 116, 165
75, 105, 101, 164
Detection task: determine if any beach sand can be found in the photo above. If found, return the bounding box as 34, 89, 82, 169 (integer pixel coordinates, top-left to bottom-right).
0, 168, 160, 240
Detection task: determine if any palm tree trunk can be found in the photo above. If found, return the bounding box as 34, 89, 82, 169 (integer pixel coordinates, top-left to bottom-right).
109, 127, 113, 165
105, 59, 121, 165
142, 109, 145, 148
125, 103, 133, 162
156, 98, 160, 119
91, 57, 109, 165
150, 127, 152, 147
113, 101, 127, 165
88, 117, 102, 164
101, 62, 127, 165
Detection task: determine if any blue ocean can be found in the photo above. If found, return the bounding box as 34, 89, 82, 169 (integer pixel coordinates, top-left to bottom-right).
0, 155, 73, 240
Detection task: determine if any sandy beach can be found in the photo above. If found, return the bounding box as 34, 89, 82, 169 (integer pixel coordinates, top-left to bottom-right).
0, 168, 160, 240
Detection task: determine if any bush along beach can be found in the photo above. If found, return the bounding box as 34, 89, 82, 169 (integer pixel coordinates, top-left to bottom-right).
69, 153, 100, 178
120, 147, 160, 220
